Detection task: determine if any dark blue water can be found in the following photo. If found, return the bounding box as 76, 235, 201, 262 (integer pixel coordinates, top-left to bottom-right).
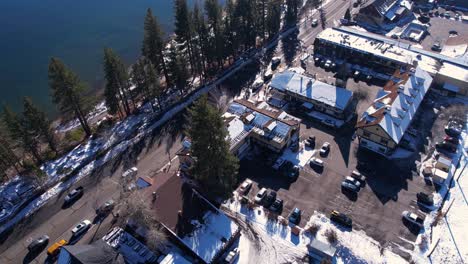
0, 0, 195, 115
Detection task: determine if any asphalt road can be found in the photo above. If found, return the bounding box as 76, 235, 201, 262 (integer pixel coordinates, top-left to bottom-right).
0, 125, 183, 264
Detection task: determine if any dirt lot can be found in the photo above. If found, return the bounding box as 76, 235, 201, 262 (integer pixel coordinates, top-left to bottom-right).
420, 15, 468, 52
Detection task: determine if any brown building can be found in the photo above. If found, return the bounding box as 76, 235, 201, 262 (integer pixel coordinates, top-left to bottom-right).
356, 67, 432, 155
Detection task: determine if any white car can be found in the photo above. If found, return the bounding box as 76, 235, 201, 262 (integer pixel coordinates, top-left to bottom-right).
239, 179, 253, 195
71, 220, 92, 237
324, 60, 332, 68
344, 176, 361, 188
255, 188, 267, 203
224, 248, 239, 263
311, 18, 318, 27
320, 142, 330, 156
310, 157, 324, 168
402, 211, 424, 229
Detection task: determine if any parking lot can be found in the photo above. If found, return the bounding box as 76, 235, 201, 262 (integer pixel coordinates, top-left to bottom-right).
237, 114, 434, 258
419, 15, 468, 52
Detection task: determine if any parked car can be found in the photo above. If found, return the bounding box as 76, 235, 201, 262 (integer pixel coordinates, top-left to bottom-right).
269, 198, 283, 213
311, 18, 318, 27
449, 30, 458, 35
224, 248, 239, 264
455, 13, 460, 20
402, 211, 424, 229
324, 60, 332, 69
444, 11, 451, 18
321, 119, 335, 128
310, 157, 324, 168
314, 57, 321, 65
344, 176, 361, 188
272, 158, 285, 170
27, 235, 49, 252
341, 181, 359, 193
319, 142, 330, 156
271, 57, 281, 69
444, 136, 458, 145
330, 210, 352, 228
445, 121, 462, 137
96, 200, 115, 216
289, 208, 301, 225
435, 141, 457, 153
306, 135, 316, 148
391, 34, 399, 39
288, 165, 300, 179
255, 188, 267, 203
64, 186, 84, 204
263, 191, 277, 207
417, 192, 434, 206
351, 170, 366, 184
239, 179, 253, 195
71, 220, 92, 237
47, 239, 68, 257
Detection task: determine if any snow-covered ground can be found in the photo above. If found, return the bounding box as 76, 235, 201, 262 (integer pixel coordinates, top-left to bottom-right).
223, 192, 407, 264
182, 210, 239, 263
421, 133, 468, 264
278, 145, 315, 168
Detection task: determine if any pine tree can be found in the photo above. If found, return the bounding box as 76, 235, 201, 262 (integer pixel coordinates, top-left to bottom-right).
142, 8, 170, 86
103, 47, 132, 117
266, 0, 282, 38
22, 97, 57, 152
48, 57, 92, 137
205, 0, 224, 67
192, 2, 210, 76
168, 45, 189, 96
285, 0, 300, 25
344, 8, 351, 21
145, 60, 163, 111
0, 129, 20, 174
174, 0, 194, 71
188, 95, 239, 198
2, 104, 42, 163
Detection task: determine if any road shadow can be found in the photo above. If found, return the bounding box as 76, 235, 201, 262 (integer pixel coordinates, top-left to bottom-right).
281, 30, 300, 66
23, 245, 47, 264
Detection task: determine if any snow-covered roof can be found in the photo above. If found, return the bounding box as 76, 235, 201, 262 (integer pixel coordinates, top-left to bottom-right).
357, 67, 432, 144
225, 100, 300, 148
270, 71, 353, 111
159, 252, 191, 264
316, 28, 468, 82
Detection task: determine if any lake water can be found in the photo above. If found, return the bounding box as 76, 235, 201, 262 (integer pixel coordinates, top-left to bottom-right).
0, 0, 199, 115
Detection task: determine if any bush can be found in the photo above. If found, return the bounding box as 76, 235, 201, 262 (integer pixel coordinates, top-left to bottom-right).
419, 235, 429, 251
307, 223, 320, 236
65, 128, 85, 142
432, 210, 444, 227
354, 87, 369, 101
325, 229, 337, 244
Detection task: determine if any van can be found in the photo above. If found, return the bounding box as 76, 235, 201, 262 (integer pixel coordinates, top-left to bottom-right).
47, 239, 68, 257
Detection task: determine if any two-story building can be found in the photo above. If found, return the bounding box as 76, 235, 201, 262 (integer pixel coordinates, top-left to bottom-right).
269, 71, 354, 121
356, 66, 432, 155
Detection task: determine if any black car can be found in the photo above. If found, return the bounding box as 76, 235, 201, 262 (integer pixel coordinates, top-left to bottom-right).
435, 141, 457, 153
269, 198, 283, 213
288, 165, 300, 179
64, 186, 84, 204
417, 192, 434, 206
263, 191, 277, 207
27, 235, 49, 252
330, 211, 352, 228
341, 181, 359, 193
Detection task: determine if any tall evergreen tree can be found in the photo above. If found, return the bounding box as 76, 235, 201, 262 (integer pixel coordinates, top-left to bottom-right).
145, 60, 163, 112
142, 8, 170, 86
48, 57, 92, 137
0, 129, 20, 174
103, 47, 132, 117
168, 45, 189, 96
266, 0, 282, 38
285, 0, 300, 25
205, 0, 224, 67
2, 104, 42, 163
174, 0, 194, 71
187, 95, 239, 198
22, 97, 57, 152
344, 8, 351, 21
192, 2, 210, 75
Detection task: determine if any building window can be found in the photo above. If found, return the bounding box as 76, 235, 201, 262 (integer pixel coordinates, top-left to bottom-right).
380, 138, 389, 145
363, 131, 371, 138
361, 140, 368, 146
378, 147, 387, 153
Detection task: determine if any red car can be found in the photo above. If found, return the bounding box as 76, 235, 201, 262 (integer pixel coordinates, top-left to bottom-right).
444, 136, 458, 145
